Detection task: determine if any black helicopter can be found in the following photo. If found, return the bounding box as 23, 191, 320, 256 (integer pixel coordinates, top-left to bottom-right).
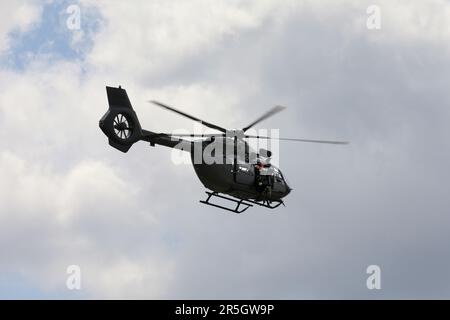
99, 86, 347, 213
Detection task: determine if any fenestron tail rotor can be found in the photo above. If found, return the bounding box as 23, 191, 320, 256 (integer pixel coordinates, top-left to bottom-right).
99, 86, 144, 153
113, 113, 133, 140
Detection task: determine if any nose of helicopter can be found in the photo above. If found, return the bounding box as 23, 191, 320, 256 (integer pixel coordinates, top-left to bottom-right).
284, 184, 292, 196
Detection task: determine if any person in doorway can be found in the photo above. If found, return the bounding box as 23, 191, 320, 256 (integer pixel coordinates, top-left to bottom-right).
255, 160, 273, 197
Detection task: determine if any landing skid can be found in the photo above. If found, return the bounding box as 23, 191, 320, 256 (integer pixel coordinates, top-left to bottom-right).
247, 198, 284, 209
200, 191, 284, 214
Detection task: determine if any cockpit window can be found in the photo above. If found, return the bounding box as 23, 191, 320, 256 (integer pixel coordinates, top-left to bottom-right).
273, 168, 282, 178
270, 167, 284, 183
280, 169, 290, 186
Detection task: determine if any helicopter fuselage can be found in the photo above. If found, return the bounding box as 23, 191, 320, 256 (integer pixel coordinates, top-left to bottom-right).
188, 138, 291, 201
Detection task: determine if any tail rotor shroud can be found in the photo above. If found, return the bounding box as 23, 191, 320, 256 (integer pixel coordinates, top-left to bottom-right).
99, 86, 143, 152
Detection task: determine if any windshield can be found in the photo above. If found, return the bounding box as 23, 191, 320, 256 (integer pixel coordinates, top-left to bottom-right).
273, 167, 290, 185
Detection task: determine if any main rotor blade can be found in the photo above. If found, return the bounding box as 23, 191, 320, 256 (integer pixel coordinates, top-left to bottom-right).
149, 100, 227, 133
165, 133, 348, 144
244, 135, 349, 144
159, 133, 224, 138
242, 105, 286, 132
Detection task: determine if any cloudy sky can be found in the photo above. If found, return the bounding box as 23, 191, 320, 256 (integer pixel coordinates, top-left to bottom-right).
0, 0, 450, 299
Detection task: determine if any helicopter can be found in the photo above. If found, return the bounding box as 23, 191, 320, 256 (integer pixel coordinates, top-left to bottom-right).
99, 86, 347, 213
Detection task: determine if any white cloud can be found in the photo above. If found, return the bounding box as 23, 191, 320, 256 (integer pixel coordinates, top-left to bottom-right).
0, 150, 173, 298
82, 0, 291, 79
0, 0, 42, 52
379, 0, 450, 45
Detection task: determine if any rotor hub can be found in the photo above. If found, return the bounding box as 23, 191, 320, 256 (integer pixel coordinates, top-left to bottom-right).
226, 129, 245, 138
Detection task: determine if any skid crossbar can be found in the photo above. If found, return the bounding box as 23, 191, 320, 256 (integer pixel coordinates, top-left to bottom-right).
200, 191, 285, 213
200, 192, 253, 214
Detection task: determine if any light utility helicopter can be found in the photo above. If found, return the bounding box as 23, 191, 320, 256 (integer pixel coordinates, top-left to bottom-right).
99, 86, 348, 213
